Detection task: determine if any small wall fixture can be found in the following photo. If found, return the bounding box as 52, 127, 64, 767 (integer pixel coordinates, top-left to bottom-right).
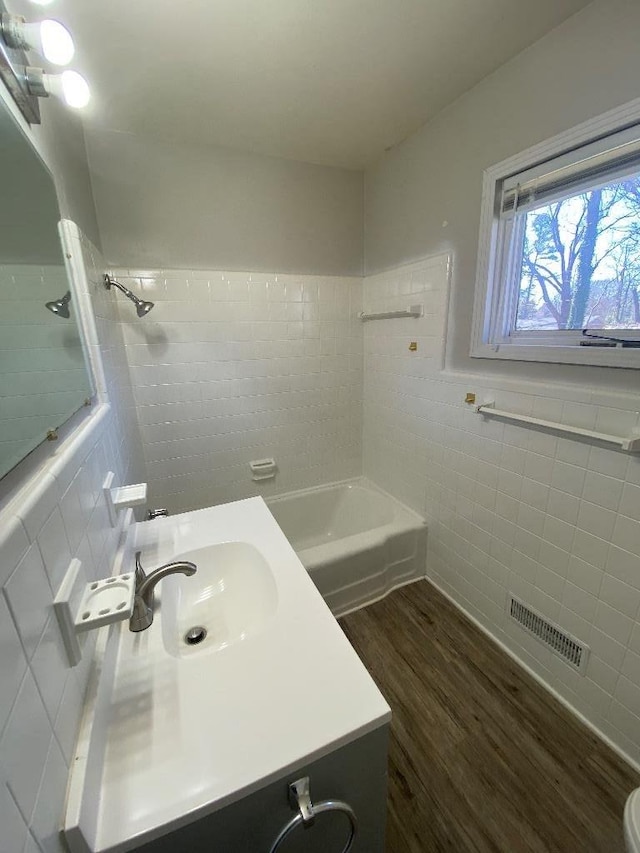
45, 289, 71, 317
104, 274, 155, 317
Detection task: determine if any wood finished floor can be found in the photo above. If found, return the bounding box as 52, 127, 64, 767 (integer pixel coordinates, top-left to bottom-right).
340, 581, 639, 853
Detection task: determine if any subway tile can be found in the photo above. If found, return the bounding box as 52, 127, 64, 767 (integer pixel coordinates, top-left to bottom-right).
29, 736, 68, 853
4, 543, 52, 661
0, 515, 30, 588
0, 596, 28, 735
563, 583, 597, 622
0, 783, 29, 853
593, 601, 634, 647
571, 531, 609, 570
589, 446, 629, 480
614, 677, 640, 716
53, 675, 82, 764
581, 471, 623, 512
576, 501, 616, 542
58, 475, 87, 554
30, 614, 69, 725
613, 514, 640, 558
15, 474, 60, 542
608, 701, 640, 746
0, 670, 51, 821
566, 556, 603, 597
619, 482, 640, 523
36, 508, 72, 595
599, 575, 640, 620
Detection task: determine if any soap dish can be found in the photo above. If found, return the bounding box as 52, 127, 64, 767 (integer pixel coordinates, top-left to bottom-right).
54, 559, 136, 666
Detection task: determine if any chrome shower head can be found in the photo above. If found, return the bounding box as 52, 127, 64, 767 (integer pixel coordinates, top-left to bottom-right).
104, 274, 154, 317
135, 298, 155, 317
45, 290, 71, 318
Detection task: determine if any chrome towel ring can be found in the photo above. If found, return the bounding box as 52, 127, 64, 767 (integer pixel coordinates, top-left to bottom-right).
269, 776, 358, 853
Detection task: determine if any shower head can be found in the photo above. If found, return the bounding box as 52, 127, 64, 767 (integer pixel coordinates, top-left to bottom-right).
45, 290, 71, 318
135, 298, 154, 317
104, 274, 155, 317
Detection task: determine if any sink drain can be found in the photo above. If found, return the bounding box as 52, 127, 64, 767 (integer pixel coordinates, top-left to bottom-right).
184, 626, 207, 646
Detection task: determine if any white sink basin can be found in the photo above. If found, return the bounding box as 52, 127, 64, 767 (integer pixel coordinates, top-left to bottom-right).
160, 541, 278, 657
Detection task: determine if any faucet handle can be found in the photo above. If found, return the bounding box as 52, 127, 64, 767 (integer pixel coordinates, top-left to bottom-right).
134, 551, 146, 587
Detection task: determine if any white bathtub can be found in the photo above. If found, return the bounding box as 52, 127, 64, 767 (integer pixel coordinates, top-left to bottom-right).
267, 478, 427, 616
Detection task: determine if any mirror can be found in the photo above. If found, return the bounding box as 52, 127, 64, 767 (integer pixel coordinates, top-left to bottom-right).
0, 99, 93, 480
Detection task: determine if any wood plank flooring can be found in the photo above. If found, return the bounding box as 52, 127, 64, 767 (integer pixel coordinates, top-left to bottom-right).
340, 580, 639, 853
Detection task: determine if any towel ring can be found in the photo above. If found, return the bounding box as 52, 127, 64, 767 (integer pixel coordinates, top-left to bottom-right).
268, 776, 358, 853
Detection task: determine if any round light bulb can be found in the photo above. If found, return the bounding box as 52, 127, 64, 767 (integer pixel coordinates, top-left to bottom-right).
21, 19, 74, 65
40, 20, 74, 65
60, 70, 90, 108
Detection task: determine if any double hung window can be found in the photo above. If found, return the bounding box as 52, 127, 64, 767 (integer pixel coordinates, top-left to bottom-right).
472, 116, 640, 367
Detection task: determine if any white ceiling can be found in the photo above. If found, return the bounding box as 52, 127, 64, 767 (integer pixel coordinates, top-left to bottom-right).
57, 0, 592, 169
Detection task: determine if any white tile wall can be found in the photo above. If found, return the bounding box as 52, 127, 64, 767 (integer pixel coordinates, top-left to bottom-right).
112, 268, 363, 513
0, 228, 143, 852
362, 253, 640, 767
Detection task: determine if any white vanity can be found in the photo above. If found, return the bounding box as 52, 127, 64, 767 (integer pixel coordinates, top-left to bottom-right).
64, 497, 391, 853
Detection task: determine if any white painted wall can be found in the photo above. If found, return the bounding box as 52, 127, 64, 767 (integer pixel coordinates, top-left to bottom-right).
364, 0, 640, 393
2, 0, 101, 249
112, 267, 363, 513
86, 130, 364, 276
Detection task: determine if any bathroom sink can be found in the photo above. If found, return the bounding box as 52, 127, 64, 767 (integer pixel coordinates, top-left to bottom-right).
160, 541, 278, 658
65, 497, 391, 853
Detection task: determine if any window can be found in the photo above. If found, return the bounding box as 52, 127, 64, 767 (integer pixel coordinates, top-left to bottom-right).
472, 105, 640, 368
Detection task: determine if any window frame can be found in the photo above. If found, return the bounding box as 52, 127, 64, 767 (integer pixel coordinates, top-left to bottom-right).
471, 98, 640, 369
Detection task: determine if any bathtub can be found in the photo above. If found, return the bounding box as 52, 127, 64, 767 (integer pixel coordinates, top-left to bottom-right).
267, 478, 427, 617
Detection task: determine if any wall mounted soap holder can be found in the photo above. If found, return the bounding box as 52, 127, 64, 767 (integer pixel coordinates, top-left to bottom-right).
250, 458, 277, 481
54, 558, 135, 666
103, 471, 148, 526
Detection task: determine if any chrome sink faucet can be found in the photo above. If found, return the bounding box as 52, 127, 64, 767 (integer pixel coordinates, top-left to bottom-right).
130, 550, 197, 632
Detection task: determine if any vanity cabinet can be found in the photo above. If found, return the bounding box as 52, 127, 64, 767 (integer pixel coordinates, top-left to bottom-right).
131, 725, 388, 853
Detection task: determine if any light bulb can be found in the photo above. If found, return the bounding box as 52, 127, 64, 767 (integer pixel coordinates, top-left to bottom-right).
40, 20, 74, 65
59, 70, 90, 108
21, 19, 74, 65
27, 68, 91, 108
3, 17, 74, 65
29, 0, 55, 5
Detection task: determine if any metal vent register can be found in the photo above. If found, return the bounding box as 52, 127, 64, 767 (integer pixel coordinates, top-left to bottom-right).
508, 594, 590, 675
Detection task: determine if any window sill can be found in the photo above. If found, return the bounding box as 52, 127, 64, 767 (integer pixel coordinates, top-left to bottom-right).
470, 342, 640, 369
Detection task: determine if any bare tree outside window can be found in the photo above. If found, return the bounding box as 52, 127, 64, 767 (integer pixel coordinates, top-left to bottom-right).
515, 177, 640, 331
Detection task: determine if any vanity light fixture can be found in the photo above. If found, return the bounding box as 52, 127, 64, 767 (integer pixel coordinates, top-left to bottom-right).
0, 0, 89, 121
45, 289, 71, 318
104, 274, 155, 317
25, 67, 90, 108
1, 14, 74, 65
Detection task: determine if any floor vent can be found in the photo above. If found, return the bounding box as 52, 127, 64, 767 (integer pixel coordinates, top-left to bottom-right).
507, 594, 590, 675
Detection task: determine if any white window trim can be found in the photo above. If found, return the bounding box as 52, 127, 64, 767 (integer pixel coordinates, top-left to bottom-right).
471, 96, 640, 369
